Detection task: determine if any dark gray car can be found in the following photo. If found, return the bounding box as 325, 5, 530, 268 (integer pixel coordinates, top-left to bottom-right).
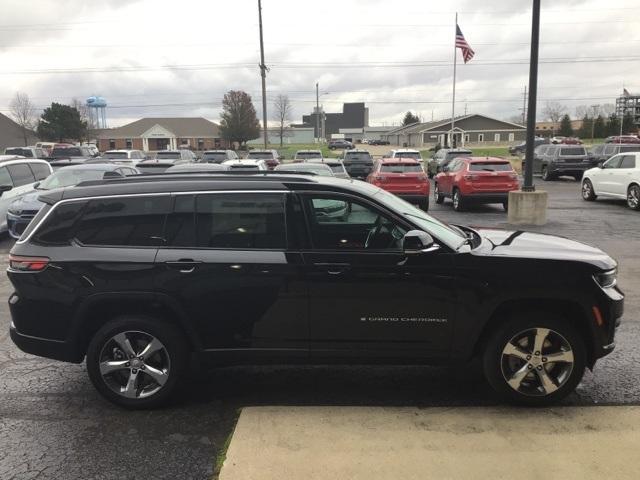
589, 143, 640, 165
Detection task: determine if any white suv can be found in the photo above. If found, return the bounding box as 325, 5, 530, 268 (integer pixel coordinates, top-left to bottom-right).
582, 152, 640, 210
387, 149, 423, 161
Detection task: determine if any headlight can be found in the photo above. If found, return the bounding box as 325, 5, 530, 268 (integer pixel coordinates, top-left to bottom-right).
594, 268, 617, 288
7, 208, 21, 216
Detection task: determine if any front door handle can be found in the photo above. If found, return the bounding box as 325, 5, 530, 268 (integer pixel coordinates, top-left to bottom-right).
165, 259, 202, 273
314, 262, 351, 275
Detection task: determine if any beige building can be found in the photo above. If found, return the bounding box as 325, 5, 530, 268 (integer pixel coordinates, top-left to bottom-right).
97, 117, 226, 152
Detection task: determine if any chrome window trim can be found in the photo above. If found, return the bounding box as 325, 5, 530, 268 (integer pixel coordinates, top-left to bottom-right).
17, 190, 289, 244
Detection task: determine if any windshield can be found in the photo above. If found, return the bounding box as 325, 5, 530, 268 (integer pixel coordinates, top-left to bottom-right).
276, 164, 333, 176
469, 162, 513, 171
369, 187, 466, 249
103, 152, 128, 159
395, 152, 420, 160
296, 152, 322, 159
38, 169, 107, 190
52, 147, 82, 157
247, 152, 274, 160
445, 152, 472, 161
344, 152, 372, 162
380, 164, 423, 173
156, 151, 181, 159
203, 152, 227, 160
560, 147, 586, 155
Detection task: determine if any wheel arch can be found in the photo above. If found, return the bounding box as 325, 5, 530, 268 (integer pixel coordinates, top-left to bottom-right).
473, 298, 598, 368
70, 293, 202, 359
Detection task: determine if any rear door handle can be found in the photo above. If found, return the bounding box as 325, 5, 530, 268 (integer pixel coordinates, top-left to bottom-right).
165, 259, 202, 273
314, 262, 351, 275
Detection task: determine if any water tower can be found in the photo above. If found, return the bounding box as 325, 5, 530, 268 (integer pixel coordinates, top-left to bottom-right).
86, 96, 107, 129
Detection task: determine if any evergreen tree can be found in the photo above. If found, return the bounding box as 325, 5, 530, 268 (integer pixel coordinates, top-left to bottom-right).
558, 114, 573, 137
606, 114, 620, 137
36, 102, 87, 142
578, 115, 593, 139
593, 115, 606, 139
622, 111, 637, 135
402, 111, 420, 126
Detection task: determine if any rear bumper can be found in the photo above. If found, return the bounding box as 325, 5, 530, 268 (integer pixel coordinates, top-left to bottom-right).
548, 162, 597, 175
396, 193, 429, 204
460, 192, 510, 203
10, 326, 83, 363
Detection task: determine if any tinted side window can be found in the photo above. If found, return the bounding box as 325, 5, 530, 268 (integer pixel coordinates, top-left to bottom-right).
195, 193, 286, 249
0, 167, 12, 186
302, 194, 406, 250
75, 196, 170, 247
620, 156, 636, 169
7, 163, 36, 187
604, 145, 616, 155
29, 163, 51, 181
31, 202, 86, 246
164, 195, 196, 247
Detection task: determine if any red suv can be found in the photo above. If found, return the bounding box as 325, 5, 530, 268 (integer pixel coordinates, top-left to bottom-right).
434, 156, 519, 211
367, 157, 430, 210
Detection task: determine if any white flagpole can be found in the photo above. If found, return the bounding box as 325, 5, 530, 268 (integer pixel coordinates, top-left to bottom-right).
451, 12, 458, 148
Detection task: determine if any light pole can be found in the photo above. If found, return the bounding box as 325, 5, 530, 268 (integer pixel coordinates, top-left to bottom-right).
590, 104, 599, 142
258, 0, 268, 149
522, 0, 540, 192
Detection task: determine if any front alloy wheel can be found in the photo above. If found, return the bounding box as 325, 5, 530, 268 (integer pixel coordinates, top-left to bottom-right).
541, 166, 551, 181
500, 328, 574, 397
483, 314, 585, 406
628, 184, 640, 210
452, 189, 464, 211
434, 184, 444, 204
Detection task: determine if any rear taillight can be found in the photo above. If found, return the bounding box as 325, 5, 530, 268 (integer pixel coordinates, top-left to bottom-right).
508, 173, 518, 180
463, 174, 479, 181
374, 175, 387, 183
416, 174, 428, 181
9, 255, 50, 272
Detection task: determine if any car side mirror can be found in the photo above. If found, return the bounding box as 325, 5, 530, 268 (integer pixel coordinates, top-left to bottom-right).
0, 184, 13, 196
33, 182, 40, 189
598, 161, 604, 169
403, 230, 438, 254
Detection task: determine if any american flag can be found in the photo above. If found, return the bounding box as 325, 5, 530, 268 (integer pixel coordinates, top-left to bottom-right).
455, 25, 475, 63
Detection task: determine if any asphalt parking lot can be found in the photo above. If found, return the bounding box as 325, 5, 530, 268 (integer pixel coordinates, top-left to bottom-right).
1, 177, 639, 480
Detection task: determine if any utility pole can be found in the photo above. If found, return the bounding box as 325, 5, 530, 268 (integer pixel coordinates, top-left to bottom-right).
522, 0, 540, 192
258, 0, 268, 149
591, 104, 598, 141
316, 82, 320, 143
522, 86, 527, 125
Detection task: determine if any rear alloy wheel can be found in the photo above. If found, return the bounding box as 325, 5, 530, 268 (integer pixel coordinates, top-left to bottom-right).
419, 197, 430, 211
483, 314, 586, 406
581, 179, 597, 201
452, 189, 464, 211
541, 166, 553, 181
628, 184, 640, 210
86, 316, 188, 409
502, 201, 509, 212
434, 183, 445, 204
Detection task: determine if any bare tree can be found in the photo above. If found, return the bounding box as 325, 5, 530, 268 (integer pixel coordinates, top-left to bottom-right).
599, 103, 615, 116
543, 101, 567, 135
9, 92, 37, 146
71, 98, 90, 126
574, 105, 589, 119
272, 94, 292, 147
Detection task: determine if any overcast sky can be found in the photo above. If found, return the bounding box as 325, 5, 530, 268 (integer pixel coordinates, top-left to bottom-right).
1, 0, 637, 128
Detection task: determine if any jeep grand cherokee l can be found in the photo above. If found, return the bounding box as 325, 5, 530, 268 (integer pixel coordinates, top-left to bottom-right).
8, 173, 623, 408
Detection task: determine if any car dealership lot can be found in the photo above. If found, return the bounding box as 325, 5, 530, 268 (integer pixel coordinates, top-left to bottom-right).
0, 177, 639, 479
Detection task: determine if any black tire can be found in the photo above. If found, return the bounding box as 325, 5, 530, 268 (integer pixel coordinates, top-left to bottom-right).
573, 172, 584, 181
482, 312, 586, 406
502, 201, 508, 212
452, 188, 464, 211
541, 166, 554, 181
419, 197, 429, 211
434, 183, 445, 204
581, 179, 597, 201
86, 316, 189, 409
628, 184, 640, 211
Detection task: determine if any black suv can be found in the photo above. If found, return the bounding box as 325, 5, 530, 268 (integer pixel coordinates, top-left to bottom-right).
529, 145, 596, 181
341, 150, 374, 179
8, 173, 623, 408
